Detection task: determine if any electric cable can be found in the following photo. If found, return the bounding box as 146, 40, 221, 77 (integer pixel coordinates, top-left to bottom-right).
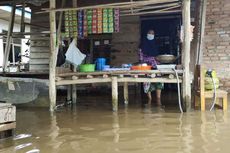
173, 68, 183, 113
209, 75, 217, 111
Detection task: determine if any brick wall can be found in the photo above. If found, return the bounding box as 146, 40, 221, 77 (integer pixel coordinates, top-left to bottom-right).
203, 0, 230, 91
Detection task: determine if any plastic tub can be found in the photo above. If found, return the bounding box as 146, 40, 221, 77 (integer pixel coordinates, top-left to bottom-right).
131, 65, 152, 70
79, 64, 95, 72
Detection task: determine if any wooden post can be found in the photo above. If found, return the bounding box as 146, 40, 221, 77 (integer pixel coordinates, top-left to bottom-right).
72, 0, 78, 104
90, 39, 94, 63
20, 1, 25, 33
112, 77, 118, 111
182, 0, 191, 111
196, 0, 207, 64
124, 82, 129, 104
3, 4, 16, 71
67, 85, 72, 102
57, 0, 65, 43
49, 0, 57, 112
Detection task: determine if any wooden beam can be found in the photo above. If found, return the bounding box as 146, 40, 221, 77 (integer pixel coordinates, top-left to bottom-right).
57, 70, 184, 77
57, 0, 65, 44
182, 0, 191, 111
56, 78, 112, 86
117, 77, 182, 83
3, 4, 16, 71
0, 122, 16, 132
55, 77, 182, 86
37, 0, 180, 13
121, 2, 181, 13
121, 9, 181, 16
49, 0, 57, 112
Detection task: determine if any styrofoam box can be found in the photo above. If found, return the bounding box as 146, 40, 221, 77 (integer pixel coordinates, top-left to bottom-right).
156, 64, 176, 70
0, 103, 16, 124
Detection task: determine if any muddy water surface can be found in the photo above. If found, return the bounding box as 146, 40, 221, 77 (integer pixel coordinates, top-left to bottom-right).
0, 99, 230, 153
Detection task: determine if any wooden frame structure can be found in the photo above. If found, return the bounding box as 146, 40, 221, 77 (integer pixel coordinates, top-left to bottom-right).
0, 0, 192, 112
55, 70, 183, 111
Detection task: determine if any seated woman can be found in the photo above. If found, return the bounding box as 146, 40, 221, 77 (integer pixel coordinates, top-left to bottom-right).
139, 29, 163, 105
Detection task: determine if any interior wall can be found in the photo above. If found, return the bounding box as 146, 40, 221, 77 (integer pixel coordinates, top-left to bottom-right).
110, 16, 140, 66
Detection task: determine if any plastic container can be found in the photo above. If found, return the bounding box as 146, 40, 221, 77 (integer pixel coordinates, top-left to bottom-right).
131, 65, 152, 70
95, 58, 106, 71
79, 64, 95, 72
103, 65, 110, 70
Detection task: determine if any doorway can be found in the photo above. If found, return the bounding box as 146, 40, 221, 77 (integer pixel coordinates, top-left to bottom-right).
140, 15, 181, 57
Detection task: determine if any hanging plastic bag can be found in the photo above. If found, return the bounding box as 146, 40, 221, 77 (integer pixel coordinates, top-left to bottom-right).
65, 39, 86, 66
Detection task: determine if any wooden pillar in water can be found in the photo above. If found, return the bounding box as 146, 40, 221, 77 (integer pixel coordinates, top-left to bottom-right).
112, 77, 118, 111
49, 0, 57, 112
124, 82, 129, 104
71, 0, 78, 104
3, 4, 16, 71
182, 0, 192, 111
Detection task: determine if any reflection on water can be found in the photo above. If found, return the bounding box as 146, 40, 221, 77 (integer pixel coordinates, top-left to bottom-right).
0, 102, 230, 153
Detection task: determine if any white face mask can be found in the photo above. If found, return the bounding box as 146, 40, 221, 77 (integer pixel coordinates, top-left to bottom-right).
147, 34, 154, 40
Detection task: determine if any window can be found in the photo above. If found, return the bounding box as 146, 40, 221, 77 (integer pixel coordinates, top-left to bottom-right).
3, 42, 21, 64
2, 30, 21, 65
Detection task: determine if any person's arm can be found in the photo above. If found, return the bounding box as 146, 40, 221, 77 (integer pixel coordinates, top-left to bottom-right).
138, 48, 144, 62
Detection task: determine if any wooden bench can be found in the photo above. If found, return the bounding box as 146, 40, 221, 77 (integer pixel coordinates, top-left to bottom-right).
194, 65, 228, 111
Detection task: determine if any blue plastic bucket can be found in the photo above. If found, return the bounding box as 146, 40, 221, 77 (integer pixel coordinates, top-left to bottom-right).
95, 58, 106, 71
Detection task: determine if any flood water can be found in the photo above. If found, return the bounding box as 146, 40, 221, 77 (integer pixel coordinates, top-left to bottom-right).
0, 94, 230, 153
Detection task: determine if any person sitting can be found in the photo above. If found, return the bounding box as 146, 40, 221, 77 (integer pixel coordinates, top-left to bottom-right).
139, 29, 163, 105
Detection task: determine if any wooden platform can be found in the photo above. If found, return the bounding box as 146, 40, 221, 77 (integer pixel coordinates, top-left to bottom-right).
56, 70, 183, 111
56, 70, 183, 86
0, 103, 16, 133
0, 122, 16, 132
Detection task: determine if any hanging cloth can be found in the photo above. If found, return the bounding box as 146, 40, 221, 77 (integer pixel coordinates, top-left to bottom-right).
65, 39, 86, 66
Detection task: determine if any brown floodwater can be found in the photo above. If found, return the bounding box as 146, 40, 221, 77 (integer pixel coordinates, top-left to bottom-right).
0, 93, 230, 153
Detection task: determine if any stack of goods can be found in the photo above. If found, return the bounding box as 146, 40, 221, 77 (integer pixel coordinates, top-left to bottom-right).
114, 9, 120, 33
97, 8, 103, 33
64, 10, 77, 38
103, 8, 114, 33
83, 10, 88, 37
64, 9, 120, 38
86, 9, 93, 34
77, 10, 84, 38
92, 9, 97, 34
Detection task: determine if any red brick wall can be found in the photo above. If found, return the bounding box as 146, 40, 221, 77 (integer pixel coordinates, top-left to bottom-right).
203, 0, 230, 91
